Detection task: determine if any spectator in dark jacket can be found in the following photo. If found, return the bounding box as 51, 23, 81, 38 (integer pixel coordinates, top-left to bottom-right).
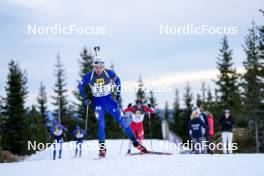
188, 110, 206, 154
219, 109, 235, 154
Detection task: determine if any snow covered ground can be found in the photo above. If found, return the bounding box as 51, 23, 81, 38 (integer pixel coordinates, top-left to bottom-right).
1, 139, 264, 176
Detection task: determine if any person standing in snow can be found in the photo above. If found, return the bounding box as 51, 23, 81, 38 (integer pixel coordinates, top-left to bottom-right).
207, 111, 214, 154
219, 109, 235, 154
123, 99, 155, 154
79, 57, 148, 158
50, 120, 68, 160
188, 110, 206, 154
199, 105, 209, 154
71, 124, 86, 158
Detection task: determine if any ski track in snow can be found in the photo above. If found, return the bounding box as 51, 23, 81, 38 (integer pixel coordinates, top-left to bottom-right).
0, 140, 264, 176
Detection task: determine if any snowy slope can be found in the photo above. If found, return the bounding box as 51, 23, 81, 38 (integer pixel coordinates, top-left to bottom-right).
1, 140, 264, 176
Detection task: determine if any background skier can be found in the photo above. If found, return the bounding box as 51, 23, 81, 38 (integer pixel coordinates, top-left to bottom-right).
50, 120, 68, 160
123, 99, 155, 154
71, 124, 86, 157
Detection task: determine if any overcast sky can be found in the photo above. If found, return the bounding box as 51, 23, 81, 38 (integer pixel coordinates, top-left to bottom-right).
0, 0, 263, 110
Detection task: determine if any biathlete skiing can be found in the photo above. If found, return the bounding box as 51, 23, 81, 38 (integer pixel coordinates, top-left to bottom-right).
123, 99, 155, 154
78, 57, 148, 158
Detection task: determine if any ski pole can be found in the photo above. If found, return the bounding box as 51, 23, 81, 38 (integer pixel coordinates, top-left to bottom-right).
94, 46, 100, 56
85, 103, 89, 132
117, 102, 125, 154
119, 139, 124, 154
148, 112, 152, 151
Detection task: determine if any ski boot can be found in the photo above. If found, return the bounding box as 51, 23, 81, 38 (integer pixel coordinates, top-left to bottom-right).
98, 142, 106, 158
126, 149, 131, 155
133, 141, 148, 153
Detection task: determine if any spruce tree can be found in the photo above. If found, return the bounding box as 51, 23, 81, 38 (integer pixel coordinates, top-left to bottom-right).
171, 89, 182, 136
164, 102, 170, 121
36, 82, 49, 143
37, 82, 48, 124
243, 23, 263, 152
215, 36, 241, 116
196, 93, 202, 107
242, 23, 261, 119
73, 47, 97, 139
136, 75, 147, 104
2, 60, 30, 155
146, 91, 162, 139
27, 105, 48, 147
52, 53, 68, 123
258, 10, 264, 113
73, 47, 94, 120
182, 82, 193, 141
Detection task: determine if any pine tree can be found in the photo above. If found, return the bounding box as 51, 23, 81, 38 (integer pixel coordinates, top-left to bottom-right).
201, 82, 206, 103
0, 97, 4, 161
2, 60, 30, 155
257, 9, 264, 152
204, 84, 214, 112
215, 36, 242, 116
136, 75, 147, 104
258, 9, 264, 114
36, 82, 49, 143
73, 47, 94, 120
243, 22, 263, 152
242, 23, 261, 118
27, 105, 48, 147
37, 82, 48, 124
164, 102, 170, 121
73, 47, 97, 139
196, 93, 202, 107
146, 91, 162, 139
183, 82, 193, 113
52, 53, 68, 123
182, 82, 193, 141
171, 89, 182, 135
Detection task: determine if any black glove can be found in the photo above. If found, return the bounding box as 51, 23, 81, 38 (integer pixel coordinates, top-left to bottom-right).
147, 104, 152, 108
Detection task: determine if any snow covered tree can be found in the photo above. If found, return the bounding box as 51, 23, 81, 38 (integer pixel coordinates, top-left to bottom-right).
2, 60, 30, 155
52, 53, 68, 123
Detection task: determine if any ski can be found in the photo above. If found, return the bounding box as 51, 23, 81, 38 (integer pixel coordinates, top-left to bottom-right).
128, 151, 174, 156
93, 156, 106, 160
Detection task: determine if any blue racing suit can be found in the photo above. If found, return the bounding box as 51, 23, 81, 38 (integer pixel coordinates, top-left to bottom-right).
79, 68, 137, 143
